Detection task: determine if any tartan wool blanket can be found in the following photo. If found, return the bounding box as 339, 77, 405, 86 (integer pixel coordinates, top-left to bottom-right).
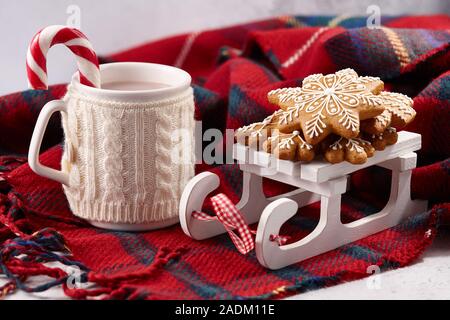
1, 14, 449, 299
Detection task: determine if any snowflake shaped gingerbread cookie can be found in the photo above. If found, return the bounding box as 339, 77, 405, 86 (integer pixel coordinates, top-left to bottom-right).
235, 110, 284, 149
267, 87, 302, 110
365, 127, 398, 151
263, 130, 315, 162
361, 92, 416, 134
322, 136, 375, 164
269, 69, 385, 145
267, 73, 384, 111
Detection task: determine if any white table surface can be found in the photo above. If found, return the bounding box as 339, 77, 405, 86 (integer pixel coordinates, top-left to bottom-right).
2, 230, 449, 300
293, 231, 450, 300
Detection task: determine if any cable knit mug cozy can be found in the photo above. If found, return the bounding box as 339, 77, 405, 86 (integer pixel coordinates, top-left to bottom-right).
28, 62, 195, 231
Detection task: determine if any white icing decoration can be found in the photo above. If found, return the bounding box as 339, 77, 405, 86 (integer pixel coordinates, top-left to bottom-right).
238, 110, 282, 137
276, 130, 313, 151
278, 137, 295, 149
372, 133, 383, 140
237, 122, 259, 133
375, 110, 391, 126
380, 92, 415, 122
358, 76, 382, 84
330, 137, 370, 153
269, 87, 302, 103
278, 69, 382, 138
300, 139, 313, 150
345, 138, 365, 153
278, 130, 299, 149
279, 108, 297, 124
330, 137, 344, 150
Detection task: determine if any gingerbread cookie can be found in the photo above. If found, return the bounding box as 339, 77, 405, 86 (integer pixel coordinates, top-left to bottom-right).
365, 127, 398, 151
322, 136, 375, 165
267, 87, 302, 110
379, 92, 415, 127
361, 109, 392, 135
357, 76, 384, 95
235, 110, 283, 149
271, 69, 385, 145
268, 75, 384, 112
267, 69, 384, 110
361, 92, 415, 134
263, 130, 315, 162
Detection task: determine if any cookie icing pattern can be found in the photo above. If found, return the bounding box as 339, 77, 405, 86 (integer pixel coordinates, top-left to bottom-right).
367, 127, 398, 151
276, 69, 383, 143
237, 110, 283, 137
375, 110, 391, 127
268, 87, 302, 104
329, 137, 371, 153
300, 70, 380, 136
274, 130, 313, 150
379, 91, 415, 123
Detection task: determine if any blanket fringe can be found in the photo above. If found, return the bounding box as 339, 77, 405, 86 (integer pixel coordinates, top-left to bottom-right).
0, 220, 186, 299
0, 158, 186, 299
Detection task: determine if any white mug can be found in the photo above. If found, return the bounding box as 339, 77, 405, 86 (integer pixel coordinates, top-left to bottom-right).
28, 62, 195, 231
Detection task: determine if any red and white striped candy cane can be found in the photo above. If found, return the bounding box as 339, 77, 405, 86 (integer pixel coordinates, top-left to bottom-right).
26, 25, 101, 90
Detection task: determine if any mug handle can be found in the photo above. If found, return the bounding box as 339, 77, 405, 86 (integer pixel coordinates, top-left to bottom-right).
28, 99, 70, 186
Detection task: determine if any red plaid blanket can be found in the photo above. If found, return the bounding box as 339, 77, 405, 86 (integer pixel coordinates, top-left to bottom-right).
0, 15, 449, 299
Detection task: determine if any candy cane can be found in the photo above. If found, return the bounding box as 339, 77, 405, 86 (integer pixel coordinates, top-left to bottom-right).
26, 25, 101, 89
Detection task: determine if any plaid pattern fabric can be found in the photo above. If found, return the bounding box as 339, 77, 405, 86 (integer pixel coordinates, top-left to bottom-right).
0, 15, 449, 299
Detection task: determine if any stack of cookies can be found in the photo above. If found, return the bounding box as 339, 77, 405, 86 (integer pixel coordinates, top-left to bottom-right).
235, 68, 416, 164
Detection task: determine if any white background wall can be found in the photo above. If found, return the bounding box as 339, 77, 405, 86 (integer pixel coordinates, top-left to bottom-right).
0, 0, 448, 95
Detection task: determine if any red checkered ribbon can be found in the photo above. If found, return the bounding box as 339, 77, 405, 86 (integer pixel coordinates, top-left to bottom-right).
193, 193, 289, 254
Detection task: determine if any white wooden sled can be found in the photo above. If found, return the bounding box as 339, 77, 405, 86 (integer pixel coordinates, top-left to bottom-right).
179, 131, 428, 269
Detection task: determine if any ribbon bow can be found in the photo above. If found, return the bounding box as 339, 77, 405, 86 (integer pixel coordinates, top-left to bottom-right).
193, 193, 289, 254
